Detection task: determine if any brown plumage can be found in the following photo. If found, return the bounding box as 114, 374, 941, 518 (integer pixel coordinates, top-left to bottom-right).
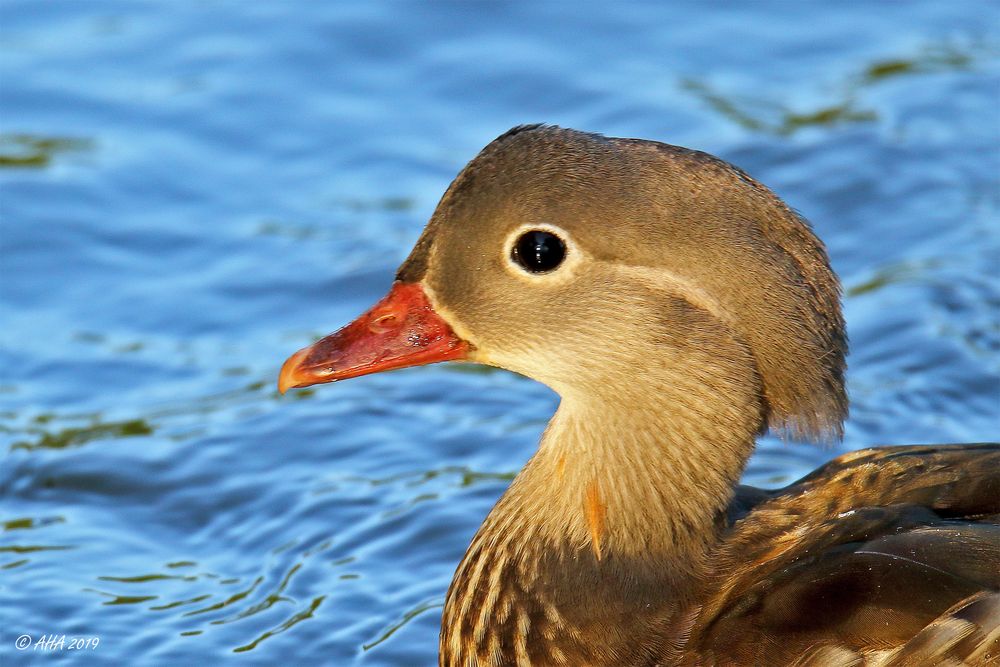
279, 125, 1000, 666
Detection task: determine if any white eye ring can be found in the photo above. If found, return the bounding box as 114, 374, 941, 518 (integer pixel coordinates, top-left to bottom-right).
502, 223, 583, 282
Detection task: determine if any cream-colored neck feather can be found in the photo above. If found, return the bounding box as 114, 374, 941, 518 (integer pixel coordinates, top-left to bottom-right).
442, 344, 765, 664
504, 377, 758, 570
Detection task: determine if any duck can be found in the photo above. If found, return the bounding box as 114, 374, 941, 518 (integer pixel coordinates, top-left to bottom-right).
278, 125, 1000, 666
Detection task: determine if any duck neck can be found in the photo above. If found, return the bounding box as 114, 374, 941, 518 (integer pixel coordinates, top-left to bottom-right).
441, 372, 764, 665
512, 384, 758, 571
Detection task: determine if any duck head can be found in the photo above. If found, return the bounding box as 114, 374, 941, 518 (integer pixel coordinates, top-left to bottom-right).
280, 125, 847, 442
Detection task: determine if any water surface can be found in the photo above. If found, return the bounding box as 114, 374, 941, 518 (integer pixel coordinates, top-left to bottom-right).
2, 2, 998, 665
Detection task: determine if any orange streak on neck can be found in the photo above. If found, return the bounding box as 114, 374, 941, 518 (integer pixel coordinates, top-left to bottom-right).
556, 455, 566, 481
584, 479, 606, 561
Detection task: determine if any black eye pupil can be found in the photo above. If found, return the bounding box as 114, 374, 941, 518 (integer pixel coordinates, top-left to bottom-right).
512, 230, 566, 273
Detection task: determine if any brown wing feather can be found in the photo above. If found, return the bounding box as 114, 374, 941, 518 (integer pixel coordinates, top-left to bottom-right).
680, 444, 1000, 665
882, 591, 1000, 666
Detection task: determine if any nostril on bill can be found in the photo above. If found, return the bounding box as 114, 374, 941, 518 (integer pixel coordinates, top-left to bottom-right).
369, 313, 400, 334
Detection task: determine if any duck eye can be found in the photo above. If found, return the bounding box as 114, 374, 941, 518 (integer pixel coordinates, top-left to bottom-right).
511, 230, 566, 273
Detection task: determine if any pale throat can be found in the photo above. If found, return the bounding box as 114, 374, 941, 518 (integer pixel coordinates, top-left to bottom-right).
495, 379, 761, 565
441, 361, 765, 663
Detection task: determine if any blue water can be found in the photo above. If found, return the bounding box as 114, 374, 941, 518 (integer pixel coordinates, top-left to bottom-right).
2, 1, 998, 665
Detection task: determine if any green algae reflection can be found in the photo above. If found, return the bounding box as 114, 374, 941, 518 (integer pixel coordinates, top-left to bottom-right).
861, 44, 976, 84
0, 133, 91, 168
232, 595, 326, 653
10, 417, 154, 451
682, 39, 993, 136
681, 79, 876, 137
363, 598, 443, 651
847, 259, 943, 297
